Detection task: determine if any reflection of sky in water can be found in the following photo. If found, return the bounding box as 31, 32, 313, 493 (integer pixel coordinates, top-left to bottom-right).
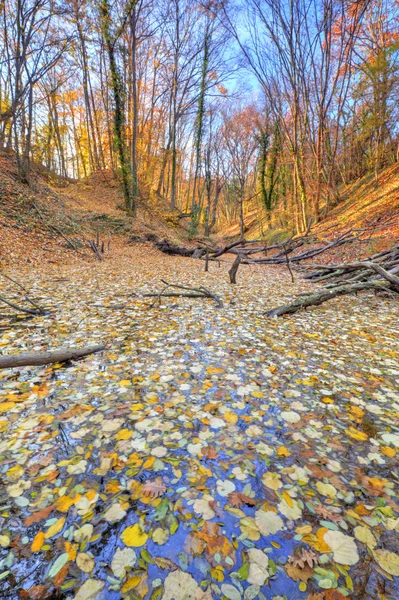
1, 266, 399, 599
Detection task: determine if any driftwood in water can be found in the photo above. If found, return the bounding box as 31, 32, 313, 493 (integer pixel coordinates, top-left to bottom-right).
266, 281, 390, 317
141, 279, 223, 308
0, 344, 106, 369
267, 242, 399, 316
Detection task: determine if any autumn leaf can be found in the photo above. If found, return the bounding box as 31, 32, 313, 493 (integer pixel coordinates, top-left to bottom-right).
142, 478, 167, 498
228, 492, 256, 508
121, 524, 148, 547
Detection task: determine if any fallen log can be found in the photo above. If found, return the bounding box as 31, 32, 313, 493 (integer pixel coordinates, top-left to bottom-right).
0, 344, 106, 369
266, 281, 390, 317
154, 239, 205, 258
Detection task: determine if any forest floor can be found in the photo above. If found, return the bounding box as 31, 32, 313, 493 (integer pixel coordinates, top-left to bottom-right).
0, 241, 399, 600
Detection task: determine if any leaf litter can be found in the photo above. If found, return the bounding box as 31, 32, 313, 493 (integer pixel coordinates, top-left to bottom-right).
0, 246, 399, 599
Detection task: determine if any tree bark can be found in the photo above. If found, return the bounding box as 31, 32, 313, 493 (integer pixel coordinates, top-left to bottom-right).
0, 345, 106, 369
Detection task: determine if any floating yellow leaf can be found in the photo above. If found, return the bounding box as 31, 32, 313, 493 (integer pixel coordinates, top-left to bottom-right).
56, 494, 78, 512
121, 524, 148, 547
6, 464, 24, 481
31, 531, 45, 552
277, 446, 291, 457
283, 491, 294, 508
45, 516, 66, 539
345, 427, 368, 441
224, 412, 238, 425
115, 428, 132, 440
121, 575, 141, 593
381, 446, 396, 458
0, 401, 15, 412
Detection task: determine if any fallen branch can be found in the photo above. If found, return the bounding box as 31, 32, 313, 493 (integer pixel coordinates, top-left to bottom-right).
0, 273, 46, 313
0, 344, 106, 369
89, 240, 104, 261
141, 280, 223, 308
266, 281, 390, 317
0, 294, 44, 315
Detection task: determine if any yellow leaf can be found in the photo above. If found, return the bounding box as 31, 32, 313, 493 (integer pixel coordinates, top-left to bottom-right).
316, 527, 332, 553
6, 465, 24, 481
56, 495, 79, 512
121, 575, 141, 593
131, 403, 144, 412
271, 541, 281, 549
65, 541, 78, 561
224, 412, 238, 425
381, 446, 396, 458
277, 446, 291, 457
45, 516, 66, 539
321, 397, 334, 404
31, 532, 45, 552
118, 380, 131, 386
115, 428, 132, 441
283, 491, 294, 508
210, 566, 225, 582
143, 457, 155, 469
296, 525, 313, 535
121, 524, 148, 547
350, 406, 364, 419
0, 401, 15, 412
345, 427, 368, 441
206, 366, 223, 374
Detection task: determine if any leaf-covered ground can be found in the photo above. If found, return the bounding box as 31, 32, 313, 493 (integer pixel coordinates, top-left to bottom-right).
0, 246, 399, 600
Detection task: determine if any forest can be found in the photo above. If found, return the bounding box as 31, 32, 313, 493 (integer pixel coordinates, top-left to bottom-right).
0, 1, 399, 600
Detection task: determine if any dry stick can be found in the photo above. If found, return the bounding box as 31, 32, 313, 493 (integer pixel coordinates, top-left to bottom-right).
143, 279, 224, 308
283, 243, 295, 283
212, 238, 244, 258
0, 294, 42, 315
205, 250, 209, 272
89, 240, 104, 261
160, 279, 223, 307
0, 344, 106, 369
0, 273, 45, 313
228, 254, 241, 284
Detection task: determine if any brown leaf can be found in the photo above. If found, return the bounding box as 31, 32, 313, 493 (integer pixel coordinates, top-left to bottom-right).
24, 504, 55, 527
142, 478, 167, 498
285, 563, 313, 583
288, 548, 318, 569
154, 556, 178, 570
27, 587, 51, 600
325, 591, 348, 600
201, 446, 218, 460
228, 491, 256, 508
314, 505, 342, 524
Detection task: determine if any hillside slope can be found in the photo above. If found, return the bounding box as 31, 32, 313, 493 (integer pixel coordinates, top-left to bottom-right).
221, 164, 399, 254
0, 151, 187, 267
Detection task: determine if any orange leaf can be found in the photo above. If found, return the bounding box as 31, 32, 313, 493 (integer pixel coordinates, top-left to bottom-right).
31, 532, 45, 553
